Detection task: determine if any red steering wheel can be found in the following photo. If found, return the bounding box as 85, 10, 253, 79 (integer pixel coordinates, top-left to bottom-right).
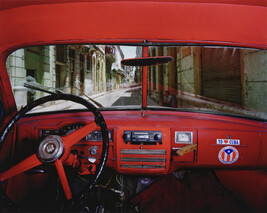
0, 94, 109, 211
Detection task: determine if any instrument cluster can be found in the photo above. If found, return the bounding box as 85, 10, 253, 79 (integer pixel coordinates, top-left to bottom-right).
40, 123, 112, 141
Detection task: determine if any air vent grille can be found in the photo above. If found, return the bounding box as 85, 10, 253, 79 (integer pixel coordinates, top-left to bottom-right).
120, 149, 167, 170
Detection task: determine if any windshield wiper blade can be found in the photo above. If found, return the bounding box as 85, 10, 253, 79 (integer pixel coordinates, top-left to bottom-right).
72, 86, 104, 108
24, 83, 104, 108
24, 82, 57, 95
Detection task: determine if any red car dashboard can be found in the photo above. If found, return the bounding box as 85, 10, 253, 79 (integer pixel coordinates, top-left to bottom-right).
13, 110, 267, 175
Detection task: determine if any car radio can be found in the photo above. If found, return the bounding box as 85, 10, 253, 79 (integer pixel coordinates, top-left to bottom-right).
123, 130, 162, 145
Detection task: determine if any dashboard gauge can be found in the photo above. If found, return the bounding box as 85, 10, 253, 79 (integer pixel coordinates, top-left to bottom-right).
40, 123, 112, 141
175, 132, 193, 144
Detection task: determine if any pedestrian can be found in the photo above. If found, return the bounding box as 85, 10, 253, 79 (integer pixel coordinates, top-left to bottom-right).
165, 91, 177, 108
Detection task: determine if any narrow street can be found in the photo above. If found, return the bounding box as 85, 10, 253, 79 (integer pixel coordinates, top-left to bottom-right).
69, 85, 160, 109
69, 86, 143, 109
30, 85, 159, 113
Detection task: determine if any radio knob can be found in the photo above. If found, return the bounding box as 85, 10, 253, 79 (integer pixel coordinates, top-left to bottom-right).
154, 134, 162, 141
123, 133, 131, 142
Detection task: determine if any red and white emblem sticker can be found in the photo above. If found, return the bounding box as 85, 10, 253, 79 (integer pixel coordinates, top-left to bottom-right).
218, 146, 239, 164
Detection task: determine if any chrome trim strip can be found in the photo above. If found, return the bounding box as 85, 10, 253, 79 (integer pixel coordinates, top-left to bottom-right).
121, 157, 166, 162
121, 149, 166, 155
120, 165, 165, 169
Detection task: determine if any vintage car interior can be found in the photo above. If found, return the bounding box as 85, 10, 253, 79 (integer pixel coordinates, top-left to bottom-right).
0, 0, 266, 212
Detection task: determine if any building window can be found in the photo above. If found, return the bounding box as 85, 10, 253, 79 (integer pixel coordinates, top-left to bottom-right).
56, 45, 67, 63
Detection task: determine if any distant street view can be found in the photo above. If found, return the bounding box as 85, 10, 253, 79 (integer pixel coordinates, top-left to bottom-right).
6, 44, 267, 119
6, 45, 143, 111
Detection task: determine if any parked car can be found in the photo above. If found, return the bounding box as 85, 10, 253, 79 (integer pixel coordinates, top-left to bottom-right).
0, 0, 266, 212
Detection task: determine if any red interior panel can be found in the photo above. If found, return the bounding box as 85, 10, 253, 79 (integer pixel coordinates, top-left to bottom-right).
9, 110, 266, 175
198, 130, 261, 167
116, 126, 171, 174
171, 128, 197, 163
0, 1, 266, 57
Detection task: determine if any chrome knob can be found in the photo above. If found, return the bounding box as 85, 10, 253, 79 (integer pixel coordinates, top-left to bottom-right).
88, 146, 98, 155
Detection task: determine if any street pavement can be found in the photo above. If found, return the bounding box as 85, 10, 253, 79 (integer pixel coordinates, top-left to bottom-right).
30, 86, 159, 113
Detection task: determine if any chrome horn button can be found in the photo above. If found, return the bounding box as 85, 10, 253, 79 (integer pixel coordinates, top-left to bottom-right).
37, 135, 64, 163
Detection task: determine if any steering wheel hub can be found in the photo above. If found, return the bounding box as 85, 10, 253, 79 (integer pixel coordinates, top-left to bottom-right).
37, 135, 64, 163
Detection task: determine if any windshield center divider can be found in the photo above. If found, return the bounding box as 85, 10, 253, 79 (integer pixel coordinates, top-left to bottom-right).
142, 46, 148, 109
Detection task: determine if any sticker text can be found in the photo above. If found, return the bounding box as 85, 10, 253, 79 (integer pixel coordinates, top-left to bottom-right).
217, 139, 240, 145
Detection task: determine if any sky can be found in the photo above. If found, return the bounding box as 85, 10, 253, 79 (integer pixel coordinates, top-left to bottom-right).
120, 46, 137, 59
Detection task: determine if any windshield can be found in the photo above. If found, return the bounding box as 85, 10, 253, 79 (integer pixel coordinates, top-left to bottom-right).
6, 45, 142, 112
147, 46, 267, 120
5, 44, 267, 120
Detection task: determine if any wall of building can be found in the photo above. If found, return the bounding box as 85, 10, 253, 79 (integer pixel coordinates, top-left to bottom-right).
244, 50, 267, 113
6, 45, 110, 109
6, 49, 26, 109
6, 46, 55, 109
177, 47, 195, 94
147, 46, 266, 118
148, 46, 197, 106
